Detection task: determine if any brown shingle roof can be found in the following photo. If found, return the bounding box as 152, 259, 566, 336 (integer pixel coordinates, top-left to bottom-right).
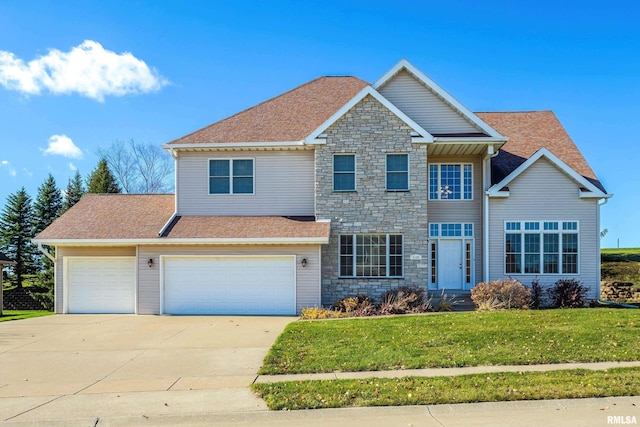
34, 194, 329, 242
35, 194, 175, 240
164, 216, 330, 240
476, 111, 605, 192
168, 76, 369, 144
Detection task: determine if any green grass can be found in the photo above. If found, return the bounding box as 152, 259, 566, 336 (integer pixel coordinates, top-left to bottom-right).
253, 367, 640, 410
0, 310, 53, 322
260, 309, 640, 374
601, 248, 640, 287
601, 248, 640, 262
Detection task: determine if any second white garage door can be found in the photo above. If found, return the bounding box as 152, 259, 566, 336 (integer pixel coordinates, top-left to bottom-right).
162, 256, 296, 315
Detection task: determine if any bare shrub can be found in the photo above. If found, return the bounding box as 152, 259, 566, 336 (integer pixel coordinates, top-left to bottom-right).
547, 279, 589, 308
471, 279, 531, 310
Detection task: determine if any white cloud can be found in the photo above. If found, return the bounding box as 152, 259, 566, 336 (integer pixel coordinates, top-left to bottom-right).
0, 40, 169, 102
1, 160, 16, 176
68, 162, 77, 171
42, 134, 83, 158
22, 168, 33, 177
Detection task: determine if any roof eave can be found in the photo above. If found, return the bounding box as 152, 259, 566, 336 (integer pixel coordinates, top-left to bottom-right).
32, 237, 330, 246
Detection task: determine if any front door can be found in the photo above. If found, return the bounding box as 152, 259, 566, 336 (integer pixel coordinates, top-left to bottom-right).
438, 239, 463, 289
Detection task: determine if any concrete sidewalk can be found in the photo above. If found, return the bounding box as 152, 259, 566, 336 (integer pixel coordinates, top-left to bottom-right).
255, 360, 640, 383
1, 396, 638, 426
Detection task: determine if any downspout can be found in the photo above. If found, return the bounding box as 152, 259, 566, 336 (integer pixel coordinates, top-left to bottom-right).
483, 145, 499, 283
37, 242, 55, 263
158, 147, 179, 237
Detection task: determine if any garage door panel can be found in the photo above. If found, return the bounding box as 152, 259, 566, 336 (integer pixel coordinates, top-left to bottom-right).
67, 258, 136, 314
163, 256, 295, 315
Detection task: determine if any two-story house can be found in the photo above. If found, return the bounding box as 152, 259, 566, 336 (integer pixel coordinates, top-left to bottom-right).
34, 60, 610, 315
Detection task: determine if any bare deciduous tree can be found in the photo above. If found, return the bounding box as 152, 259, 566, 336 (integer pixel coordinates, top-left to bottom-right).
99, 140, 174, 194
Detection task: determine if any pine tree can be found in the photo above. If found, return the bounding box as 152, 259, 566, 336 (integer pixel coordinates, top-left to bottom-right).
63, 170, 86, 211
0, 188, 37, 287
32, 173, 63, 274
33, 173, 63, 234
87, 158, 121, 194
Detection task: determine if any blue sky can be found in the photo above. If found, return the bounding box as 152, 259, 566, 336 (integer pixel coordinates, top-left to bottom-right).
0, 1, 638, 248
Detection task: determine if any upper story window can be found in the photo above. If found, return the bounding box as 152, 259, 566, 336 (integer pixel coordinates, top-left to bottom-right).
386, 154, 409, 191
209, 159, 254, 195
429, 164, 473, 200
504, 221, 579, 275
333, 154, 355, 191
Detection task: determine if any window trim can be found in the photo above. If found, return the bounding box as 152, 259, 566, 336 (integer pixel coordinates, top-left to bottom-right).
338, 234, 404, 278
385, 153, 410, 192
428, 163, 473, 201
333, 153, 356, 192
208, 158, 255, 195
503, 220, 579, 275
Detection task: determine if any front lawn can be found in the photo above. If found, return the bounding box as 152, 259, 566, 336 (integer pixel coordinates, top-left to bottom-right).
260, 309, 640, 374
0, 310, 53, 322
253, 367, 640, 410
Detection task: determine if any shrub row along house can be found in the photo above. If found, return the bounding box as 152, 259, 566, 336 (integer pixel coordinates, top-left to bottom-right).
34, 60, 611, 315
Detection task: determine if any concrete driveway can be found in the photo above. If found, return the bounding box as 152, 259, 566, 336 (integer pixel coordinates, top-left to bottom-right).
0, 314, 295, 424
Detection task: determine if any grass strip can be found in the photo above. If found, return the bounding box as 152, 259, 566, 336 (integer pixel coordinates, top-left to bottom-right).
260, 309, 640, 374
0, 310, 53, 322
253, 367, 640, 410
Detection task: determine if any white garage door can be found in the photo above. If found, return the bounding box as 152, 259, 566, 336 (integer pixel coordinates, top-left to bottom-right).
66, 257, 136, 314
163, 256, 296, 315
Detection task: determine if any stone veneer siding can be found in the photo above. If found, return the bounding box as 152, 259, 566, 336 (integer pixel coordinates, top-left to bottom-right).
315, 95, 429, 305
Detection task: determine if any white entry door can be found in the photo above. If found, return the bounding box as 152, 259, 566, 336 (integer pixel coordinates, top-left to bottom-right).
438, 240, 463, 289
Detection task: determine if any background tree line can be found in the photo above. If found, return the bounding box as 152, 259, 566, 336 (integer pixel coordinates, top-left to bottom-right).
0, 140, 173, 308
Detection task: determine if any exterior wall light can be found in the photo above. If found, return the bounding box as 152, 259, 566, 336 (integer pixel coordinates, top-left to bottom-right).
148, 258, 153, 268
301, 258, 308, 268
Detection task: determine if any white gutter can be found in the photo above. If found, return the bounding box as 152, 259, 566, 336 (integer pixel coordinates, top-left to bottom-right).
433, 137, 508, 144
32, 237, 330, 246
37, 242, 55, 263
162, 141, 306, 150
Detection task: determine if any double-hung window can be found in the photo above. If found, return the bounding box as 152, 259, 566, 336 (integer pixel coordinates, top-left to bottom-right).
386, 154, 409, 191
429, 164, 473, 200
209, 159, 254, 194
333, 154, 355, 191
339, 234, 403, 277
504, 221, 579, 274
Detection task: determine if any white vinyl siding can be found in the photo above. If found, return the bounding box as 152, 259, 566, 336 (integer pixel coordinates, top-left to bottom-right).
427, 156, 484, 286
177, 150, 314, 216
488, 158, 600, 299
138, 245, 320, 315
378, 69, 482, 135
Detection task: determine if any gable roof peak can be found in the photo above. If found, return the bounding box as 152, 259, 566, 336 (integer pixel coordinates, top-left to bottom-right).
373, 59, 504, 139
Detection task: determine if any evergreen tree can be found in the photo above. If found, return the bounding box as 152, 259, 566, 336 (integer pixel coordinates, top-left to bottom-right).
32, 173, 63, 274
33, 173, 63, 234
0, 188, 36, 287
87, 158, 121, 194
63, 170, 86, 211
